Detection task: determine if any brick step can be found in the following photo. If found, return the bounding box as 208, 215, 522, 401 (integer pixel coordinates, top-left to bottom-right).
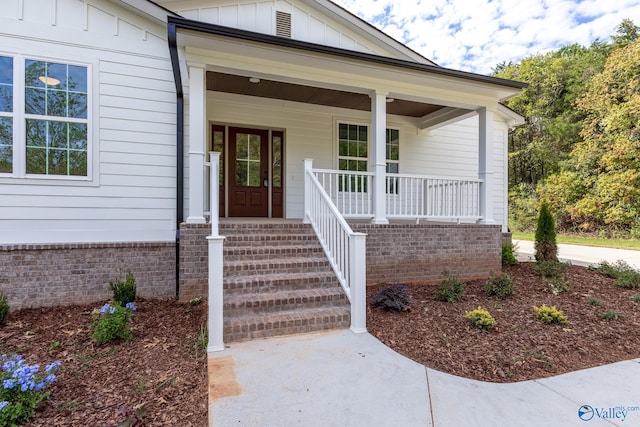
224, 271, 340, 295
223, 306, 351, 342
222, 233, 320, 247
224, 288, 349, 317
219, 224, 315, 234
224, 256, 332, 276
223, 244, 325, 261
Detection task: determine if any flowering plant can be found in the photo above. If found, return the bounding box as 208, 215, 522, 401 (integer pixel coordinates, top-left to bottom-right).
0, 354, 61, 425
91, 303, 136, 345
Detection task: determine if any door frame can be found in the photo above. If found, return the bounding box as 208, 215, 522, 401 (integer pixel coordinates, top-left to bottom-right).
210, 123, 285, 218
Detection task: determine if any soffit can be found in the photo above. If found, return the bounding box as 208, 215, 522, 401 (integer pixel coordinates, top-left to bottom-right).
207, 72, 444, 117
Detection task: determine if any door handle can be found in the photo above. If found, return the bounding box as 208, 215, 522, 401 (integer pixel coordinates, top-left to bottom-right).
263, 171, 268, 187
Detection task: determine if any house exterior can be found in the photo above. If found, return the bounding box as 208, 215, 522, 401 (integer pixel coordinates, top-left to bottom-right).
0, 0, 525, 319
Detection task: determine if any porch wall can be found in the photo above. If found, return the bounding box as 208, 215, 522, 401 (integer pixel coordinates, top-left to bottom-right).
0, 242, 175, 310
351, 223, 502, 284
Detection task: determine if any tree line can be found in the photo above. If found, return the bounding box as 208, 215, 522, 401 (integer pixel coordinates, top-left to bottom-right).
494, 19, 640, 238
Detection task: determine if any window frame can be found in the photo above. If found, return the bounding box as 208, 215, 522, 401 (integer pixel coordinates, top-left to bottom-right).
0, 52, 94, 182
336, 120, 400, 193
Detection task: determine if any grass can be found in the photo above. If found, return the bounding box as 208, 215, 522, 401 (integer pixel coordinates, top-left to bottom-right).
512, 233, 640, 250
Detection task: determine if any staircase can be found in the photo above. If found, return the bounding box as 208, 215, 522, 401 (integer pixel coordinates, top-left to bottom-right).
219, 222, 351, 342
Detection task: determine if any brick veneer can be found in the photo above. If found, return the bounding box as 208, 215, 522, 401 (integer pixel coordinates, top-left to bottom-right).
177, 222, 502, 299
178, 223, 211, 302
351, 223, 502, 284
0, 242, 175, 310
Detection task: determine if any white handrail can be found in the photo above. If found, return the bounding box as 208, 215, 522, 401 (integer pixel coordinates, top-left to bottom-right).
304, 159, 366, 333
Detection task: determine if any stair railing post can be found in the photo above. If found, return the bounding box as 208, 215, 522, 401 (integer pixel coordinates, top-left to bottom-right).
207, 235, 225, 352
303, 159, 313, 224
349, 232, 367, 333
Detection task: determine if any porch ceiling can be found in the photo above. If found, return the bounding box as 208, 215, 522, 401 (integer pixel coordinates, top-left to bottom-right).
206, 72, 445, 118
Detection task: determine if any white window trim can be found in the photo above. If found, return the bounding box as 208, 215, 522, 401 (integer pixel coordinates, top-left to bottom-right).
334, 119, 401, 172
0, 52, 98, 185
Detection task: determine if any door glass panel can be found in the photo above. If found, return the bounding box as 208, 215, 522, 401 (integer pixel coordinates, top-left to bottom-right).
272, 135, 281, 188
236, 132, 261, 187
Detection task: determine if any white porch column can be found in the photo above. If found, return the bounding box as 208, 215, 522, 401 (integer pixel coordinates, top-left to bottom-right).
478, 107, 495, 224
303, 159, 313, 224
370, 92, 389, 224
187, 64, 206, 224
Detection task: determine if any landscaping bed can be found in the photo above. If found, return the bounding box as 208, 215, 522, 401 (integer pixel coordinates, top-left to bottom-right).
368, 262, 640, 383
0, 299, 208, 426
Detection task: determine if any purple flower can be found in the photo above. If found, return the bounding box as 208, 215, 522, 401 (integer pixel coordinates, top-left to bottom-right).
2, 379, 15, 389
0, 401, 9, 411
45, 361, 61, 373
100, 303, 112, 314
125, 302, 137, 311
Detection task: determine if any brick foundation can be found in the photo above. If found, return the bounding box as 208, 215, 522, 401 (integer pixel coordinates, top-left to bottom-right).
0, 242, 176, 310
351, 223, 502, 284
178, 223, 211, 302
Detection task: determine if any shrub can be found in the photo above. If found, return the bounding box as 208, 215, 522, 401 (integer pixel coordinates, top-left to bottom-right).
371, 285, 411, 312
435, 272, 466, 303
0, 355, 61, 426
601, 310, 624, 321
464, 307, 496, 330
501, 241, 518, 266
534, 201, 558, 262
484, 272, 514, 299
535, 260, 571, 295
110, 271, 137, 306
0, 292, 8, 326
587, 297, 603, 306
533, 304, 568, 325
590, 260, 640, 289
91, 303, 137, 345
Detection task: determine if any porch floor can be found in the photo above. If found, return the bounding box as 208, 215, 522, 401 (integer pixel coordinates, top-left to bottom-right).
207, 330, 640, 426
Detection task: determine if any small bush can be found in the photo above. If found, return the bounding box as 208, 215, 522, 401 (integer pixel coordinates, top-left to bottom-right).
501, 241, 518, 266
484, 272, 514, 299
601, 310, 624, 321
435, 272, 466, 303
0, 292, 9, 326
0, 355, 61, 426
464, 306, 496, 330
533, 304, 568, 325
91, 303, 137, 345
535, 260, 571, 295
371, 285, 411, 312
587, 297, 603, 306
632, 295, 640, 305
534, 201, 558, 262
110, 271, 137, 306
590, 260, 640, 289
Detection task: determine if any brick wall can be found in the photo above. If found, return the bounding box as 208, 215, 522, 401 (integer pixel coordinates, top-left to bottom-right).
0, 242, 176, 310
178, 223, 210, 302
351, 223, 502, 284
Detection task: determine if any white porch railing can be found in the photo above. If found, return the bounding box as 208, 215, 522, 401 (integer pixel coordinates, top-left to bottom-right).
304, 159, 367, 333
312, 169, 482, 222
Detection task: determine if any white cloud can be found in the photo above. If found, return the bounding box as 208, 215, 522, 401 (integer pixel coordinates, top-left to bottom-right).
332, 0, 640, 74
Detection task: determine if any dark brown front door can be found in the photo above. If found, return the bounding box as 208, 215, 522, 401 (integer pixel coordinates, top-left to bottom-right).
229, 127, 269, 217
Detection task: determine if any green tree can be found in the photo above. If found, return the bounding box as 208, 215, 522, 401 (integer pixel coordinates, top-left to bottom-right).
535, 201, 558, 262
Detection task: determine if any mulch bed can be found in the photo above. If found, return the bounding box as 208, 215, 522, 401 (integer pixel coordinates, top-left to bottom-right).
367, 262, 640, 383
0, 299, 208, 426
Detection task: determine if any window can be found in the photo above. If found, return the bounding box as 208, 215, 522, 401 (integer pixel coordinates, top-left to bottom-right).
0, 54, 89, 178
337, 123, 399, 192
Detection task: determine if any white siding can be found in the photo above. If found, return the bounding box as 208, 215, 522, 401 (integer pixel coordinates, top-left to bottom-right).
203, 92, 507, 226
0, 0, 177, 244
163, 0, 400, 57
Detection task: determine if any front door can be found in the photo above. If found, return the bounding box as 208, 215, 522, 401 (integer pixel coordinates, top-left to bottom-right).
229, 127, 269, 217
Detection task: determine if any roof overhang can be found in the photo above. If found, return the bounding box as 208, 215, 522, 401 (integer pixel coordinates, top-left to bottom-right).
111, 0, 177, 24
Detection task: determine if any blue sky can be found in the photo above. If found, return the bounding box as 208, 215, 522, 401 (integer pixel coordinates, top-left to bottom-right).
332, 0, 640, 75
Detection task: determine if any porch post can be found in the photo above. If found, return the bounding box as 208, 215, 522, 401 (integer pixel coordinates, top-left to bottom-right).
207, 234, 225, 352
303, 158, 313, 224
187, 63, 206, 224
478, 107, 495, 224
370, 92, 389, 224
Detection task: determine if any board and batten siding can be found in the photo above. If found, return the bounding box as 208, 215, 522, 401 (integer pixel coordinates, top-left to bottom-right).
0, 0, 177, 245
164, 0, 400, 58
203, 92, 508, 229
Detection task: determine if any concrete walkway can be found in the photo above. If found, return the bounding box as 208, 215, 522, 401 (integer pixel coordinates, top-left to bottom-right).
209, 331, 640, 427
514, 240, 640, 269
